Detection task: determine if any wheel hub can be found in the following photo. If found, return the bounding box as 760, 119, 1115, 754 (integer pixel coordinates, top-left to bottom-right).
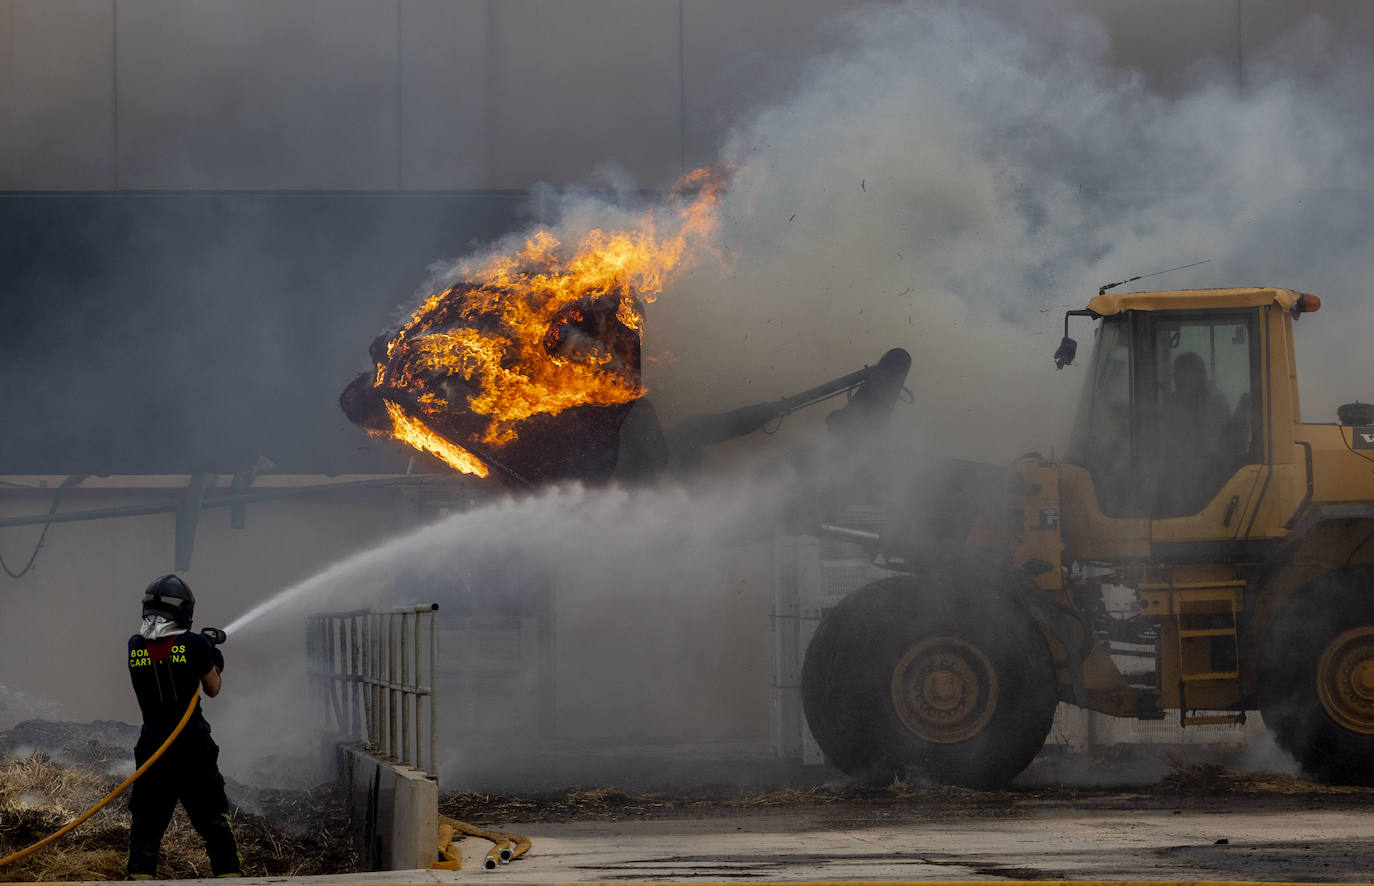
1317, 626, 1374, 734
891, 636, 997, 744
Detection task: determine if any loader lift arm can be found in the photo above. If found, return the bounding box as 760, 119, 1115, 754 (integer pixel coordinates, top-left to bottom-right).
662, 347, 912, 470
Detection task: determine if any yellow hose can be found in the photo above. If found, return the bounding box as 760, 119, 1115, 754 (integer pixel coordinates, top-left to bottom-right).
436, 814, 531, 870
0, 688, 202, 870
507, 832, 532, 860
484, 837, 511, 869
431, 821, 461, 870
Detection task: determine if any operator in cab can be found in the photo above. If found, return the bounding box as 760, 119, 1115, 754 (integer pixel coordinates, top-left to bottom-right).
1159, 351, 1232, 515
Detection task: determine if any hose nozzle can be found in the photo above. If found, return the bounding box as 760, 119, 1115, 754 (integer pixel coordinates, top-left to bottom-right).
201, 627, 227, 646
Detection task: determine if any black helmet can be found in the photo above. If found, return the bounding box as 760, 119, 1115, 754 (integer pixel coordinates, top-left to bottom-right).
143, 574, 195, 628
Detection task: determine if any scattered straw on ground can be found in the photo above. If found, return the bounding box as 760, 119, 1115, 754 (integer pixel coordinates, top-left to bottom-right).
442, 763, 1374, 826
442, 781, 1037, 824
0, 749, 359, 882
1158, 756, 1374, 796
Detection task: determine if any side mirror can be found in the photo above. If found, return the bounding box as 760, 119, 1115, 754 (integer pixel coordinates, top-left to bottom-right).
1053, 337, 1078, 370
1053, 308, 1099, 369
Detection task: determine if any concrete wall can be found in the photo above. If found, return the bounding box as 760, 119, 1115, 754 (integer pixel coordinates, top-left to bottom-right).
338, 743, 438, 871
5, 0, 1367, 191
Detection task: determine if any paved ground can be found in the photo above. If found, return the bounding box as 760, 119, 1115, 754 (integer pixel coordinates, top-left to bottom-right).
435, 804, 1374, 883
100, 798, 1374, 885
17, 740, 1374, 884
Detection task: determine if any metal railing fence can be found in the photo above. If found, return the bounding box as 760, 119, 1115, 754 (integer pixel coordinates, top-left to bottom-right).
306, 603, 439, 778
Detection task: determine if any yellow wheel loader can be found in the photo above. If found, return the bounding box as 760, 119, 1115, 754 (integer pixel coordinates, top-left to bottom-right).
803, 287, 1374, 787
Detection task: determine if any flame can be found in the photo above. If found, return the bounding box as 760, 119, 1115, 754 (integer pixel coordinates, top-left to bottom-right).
357, 168, 727, 475
381, 400, 490, 477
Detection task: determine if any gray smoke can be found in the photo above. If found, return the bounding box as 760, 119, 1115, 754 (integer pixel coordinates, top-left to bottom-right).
197, 1, 1374, 787
394, 2, 1374, 473
646, 1, 1374, 461
212, 471, 799, 788
0, 682, 61, 732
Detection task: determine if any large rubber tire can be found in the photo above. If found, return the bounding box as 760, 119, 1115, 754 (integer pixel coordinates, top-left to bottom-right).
1258, 570, 1374, 784
801, 571, 1058, 789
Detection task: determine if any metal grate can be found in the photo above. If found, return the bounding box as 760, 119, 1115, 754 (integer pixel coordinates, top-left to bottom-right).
306, 603, 440, 778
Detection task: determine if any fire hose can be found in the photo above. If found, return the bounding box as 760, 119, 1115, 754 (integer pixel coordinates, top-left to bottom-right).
433, 814, 531, 871
0, 688, 202, 871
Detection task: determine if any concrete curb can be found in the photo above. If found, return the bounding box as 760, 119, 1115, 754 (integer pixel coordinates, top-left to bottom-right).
337, 744, 437, 871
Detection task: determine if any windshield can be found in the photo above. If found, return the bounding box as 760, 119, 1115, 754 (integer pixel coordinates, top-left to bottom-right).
1065, 317, 1135, 515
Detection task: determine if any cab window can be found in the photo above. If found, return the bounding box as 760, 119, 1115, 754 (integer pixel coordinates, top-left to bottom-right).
1067, 310, 1260, 520
1066, 317, 1137, 517
1150, 312, 1259, 518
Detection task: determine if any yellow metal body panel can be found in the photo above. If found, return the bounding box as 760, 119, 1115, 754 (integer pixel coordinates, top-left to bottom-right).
1009, 459, 1142, 714
1088, 286, 1302, 317
1304, 424, 1374, 505
1058, 464, 1149, 562
1009, 457, 1065, 592
1149, 466, 1268, 543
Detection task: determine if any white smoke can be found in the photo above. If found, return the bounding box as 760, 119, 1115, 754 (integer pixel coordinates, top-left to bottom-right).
644, 1, 1374, 460
400, 2, 1374, 466
215, 0, 1374, 785
213, 472, 797, 786
0, 682, 61, 731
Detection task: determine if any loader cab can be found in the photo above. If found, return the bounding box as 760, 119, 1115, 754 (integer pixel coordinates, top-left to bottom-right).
1066, 302, 1262, 522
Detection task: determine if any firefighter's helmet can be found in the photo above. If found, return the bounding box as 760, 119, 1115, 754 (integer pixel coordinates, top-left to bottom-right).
142, 574, 196, 629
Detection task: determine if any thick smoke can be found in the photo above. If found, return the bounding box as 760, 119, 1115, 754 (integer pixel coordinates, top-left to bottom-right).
390, 2, 1374, 471
646, 1, 1374, 462
204, 1, 1374, 790
212, 472, 799, 789
11, 1, 1371, 789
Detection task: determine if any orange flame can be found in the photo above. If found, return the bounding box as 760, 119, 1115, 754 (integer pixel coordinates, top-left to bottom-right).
382, 400, 489, 477
361, 168, 727, 475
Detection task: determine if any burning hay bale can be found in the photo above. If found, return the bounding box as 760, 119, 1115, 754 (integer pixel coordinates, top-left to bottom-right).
0, 722, 360, 881
340, 288, 644, 485
342, 169, 725, 486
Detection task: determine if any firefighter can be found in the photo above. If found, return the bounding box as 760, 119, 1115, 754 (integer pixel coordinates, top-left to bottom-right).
125, 574, 242, 878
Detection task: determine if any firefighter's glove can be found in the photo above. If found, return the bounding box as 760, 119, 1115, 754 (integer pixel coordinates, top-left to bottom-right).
210, 646, 225, 674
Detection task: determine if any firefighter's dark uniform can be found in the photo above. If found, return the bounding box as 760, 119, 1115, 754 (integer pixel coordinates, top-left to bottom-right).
126, 630, 242, 878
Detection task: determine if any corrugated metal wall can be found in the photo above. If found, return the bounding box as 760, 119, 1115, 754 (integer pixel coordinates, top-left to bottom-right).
0, 0, 870, 190
4, 0, 1367, 192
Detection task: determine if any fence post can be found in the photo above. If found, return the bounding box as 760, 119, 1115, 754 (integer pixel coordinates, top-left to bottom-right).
400, 611, 411, 767
388, 612, 398, 761
428, 606, 438, 777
